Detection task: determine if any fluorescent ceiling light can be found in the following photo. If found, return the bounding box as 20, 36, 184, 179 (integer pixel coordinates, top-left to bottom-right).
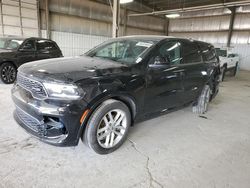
120, 0, 134, 4
166, 13, 180, 18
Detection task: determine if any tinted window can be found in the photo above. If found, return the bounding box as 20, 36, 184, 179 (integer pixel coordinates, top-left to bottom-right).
153, 40, 181, 65
228, 54, 235, 58
199, 42, 217, 61
182, 41, 202, 64
0, 38, 24, 50
21, 40, 35, 50
36, 40, 58, 51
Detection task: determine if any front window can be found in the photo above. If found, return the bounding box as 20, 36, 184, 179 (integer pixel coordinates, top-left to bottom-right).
85, 39, 157, 64
0, 38, 24, 50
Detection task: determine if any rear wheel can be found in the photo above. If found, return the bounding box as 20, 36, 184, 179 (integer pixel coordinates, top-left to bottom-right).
84, 99, 131, 154
193, 85, 211, 114
0, 62, 17, 84
232, 62, 238, 76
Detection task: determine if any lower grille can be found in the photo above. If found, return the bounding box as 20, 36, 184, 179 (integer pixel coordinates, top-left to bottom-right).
16, 106, 43, 133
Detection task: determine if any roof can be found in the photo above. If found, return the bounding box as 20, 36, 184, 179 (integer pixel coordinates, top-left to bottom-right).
0, 36, 51, 40
116, 35, 213, 46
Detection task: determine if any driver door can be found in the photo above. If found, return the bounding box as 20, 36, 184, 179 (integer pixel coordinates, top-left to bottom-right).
16, 39, 36, 67
144, 40, 185, 115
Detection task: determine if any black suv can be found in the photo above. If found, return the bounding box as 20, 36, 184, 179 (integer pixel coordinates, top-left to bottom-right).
0, 37, 63, 84
12, 36, 220, 154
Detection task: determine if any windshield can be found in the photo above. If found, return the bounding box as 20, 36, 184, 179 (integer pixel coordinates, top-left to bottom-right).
85, 39, 157, 64
0, 38, 24, 50
215, 48, 227, 57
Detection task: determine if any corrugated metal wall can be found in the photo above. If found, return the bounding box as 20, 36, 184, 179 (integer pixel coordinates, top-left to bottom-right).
169, 6, 250, 70
41, 30, 109, 56
0, 0, 39, 37
39, 0, 165, 57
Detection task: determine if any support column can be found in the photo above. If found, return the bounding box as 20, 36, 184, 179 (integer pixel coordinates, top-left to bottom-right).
164, 18, 169, 36
45, 0, 50, 39
123, 8, 127, 36
37, 0, 41, 37
19, 0, 23, 36
112, 0, 120, 38
0, 1, 4, 35
227, 6, 236, 47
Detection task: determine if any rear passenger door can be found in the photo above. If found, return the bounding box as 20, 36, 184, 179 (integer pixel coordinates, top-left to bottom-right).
179, 40, 206, 103
36, 39, 61, 60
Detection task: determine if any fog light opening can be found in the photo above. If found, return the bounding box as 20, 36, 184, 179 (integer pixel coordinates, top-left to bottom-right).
44, 116, 67, 135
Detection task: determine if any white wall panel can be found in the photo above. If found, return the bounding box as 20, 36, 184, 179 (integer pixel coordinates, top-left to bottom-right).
169, 31, 228, 44
42, 30, 110, 57
169, 15, 230, 32
22, 18, 38, 28
2, 0, 19, 6
0, 0, 39, 37
21, 8, 37, 18
234, 13, 250, 30
23, 28, 38, 36
231, 44, 250, 70
3, 26, 21, 36
231, 31, 250, 44
2, 5, 19, 16
3, 15, 20, 26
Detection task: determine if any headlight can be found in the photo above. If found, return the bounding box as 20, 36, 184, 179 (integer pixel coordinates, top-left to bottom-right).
43, 82, 83, 100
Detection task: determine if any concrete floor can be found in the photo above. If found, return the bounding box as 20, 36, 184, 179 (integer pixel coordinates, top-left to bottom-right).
0, 71, 250, 188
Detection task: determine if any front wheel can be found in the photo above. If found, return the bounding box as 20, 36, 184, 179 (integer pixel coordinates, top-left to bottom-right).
84, 99, 131, 154
0, 62, 17, 84
193, 85, 211, 114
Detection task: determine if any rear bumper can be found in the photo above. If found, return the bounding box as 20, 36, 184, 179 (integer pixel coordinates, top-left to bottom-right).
12, 84, 88, 146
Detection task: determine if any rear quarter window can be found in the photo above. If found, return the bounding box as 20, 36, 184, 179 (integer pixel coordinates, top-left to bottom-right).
181, 41, 202, 64
199, 43, 217, 62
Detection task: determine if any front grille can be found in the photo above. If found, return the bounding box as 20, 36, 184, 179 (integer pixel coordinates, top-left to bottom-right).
16, 106, 43, 133
17, 73, 47, 98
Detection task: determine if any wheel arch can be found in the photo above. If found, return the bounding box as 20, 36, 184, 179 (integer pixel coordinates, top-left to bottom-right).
0, 60, 18, 69
77, 93, 137, 144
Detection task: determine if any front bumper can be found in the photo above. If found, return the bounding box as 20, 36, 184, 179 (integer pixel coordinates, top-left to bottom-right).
12, 84, 88, 146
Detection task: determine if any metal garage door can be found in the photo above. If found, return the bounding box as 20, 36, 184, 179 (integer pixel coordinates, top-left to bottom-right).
0, 0, 39, 37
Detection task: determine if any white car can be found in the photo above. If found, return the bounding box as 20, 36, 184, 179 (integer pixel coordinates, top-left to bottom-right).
219, 53, 239, 81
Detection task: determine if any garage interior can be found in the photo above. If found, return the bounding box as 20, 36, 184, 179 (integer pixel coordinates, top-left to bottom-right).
0, 0, 250, 187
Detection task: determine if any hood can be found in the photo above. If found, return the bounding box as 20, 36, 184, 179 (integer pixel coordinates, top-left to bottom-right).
0, 49, 15, 57
18, 55, 130, 83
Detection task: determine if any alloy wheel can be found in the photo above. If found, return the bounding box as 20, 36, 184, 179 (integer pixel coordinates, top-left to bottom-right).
97, 109, 127, 148
1, 64, 16, 83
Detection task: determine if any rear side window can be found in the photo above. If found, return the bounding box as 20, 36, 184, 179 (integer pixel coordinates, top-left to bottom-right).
199, 42, 217, 62
36, 40, 58, 51
181, 41, 202, 64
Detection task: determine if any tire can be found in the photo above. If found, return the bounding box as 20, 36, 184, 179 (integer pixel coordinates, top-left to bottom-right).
0, 62, 17, 84
232, 62, 238, 77
220, 65, 227, 82
193, 85, 211, 114
84, 99, 131, 154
